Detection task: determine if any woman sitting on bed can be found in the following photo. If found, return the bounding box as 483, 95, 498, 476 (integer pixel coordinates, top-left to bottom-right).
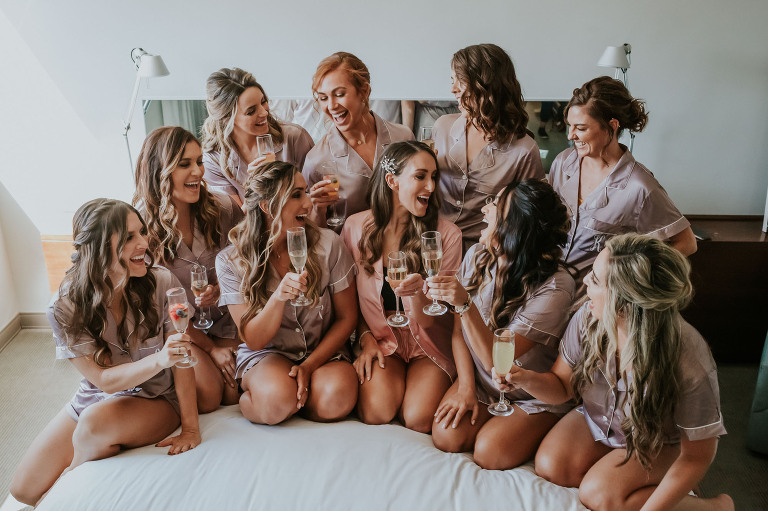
427, 179, 574, 469
503, 233, 733, 511
216, 161, 358, 425
134, 126, 244, 412
340, 141, 461, 432
11, 199, 200, 506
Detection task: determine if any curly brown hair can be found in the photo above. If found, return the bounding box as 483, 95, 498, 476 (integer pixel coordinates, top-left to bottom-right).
451, 44, 529, 144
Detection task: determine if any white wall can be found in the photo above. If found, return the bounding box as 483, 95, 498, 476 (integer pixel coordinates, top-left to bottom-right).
0, 214, 20, 331
0, 0, 766, 317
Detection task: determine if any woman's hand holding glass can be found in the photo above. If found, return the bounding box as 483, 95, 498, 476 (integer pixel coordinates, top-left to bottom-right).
492, 364, 529, 392
390, 272, 424, 298
246, 155, 269, 175
353, 333, 385, 384
425, 273, 468, 308
274, 270, 308, 303
308, 179, 340, 210
194, 283, 220, 308
433, 383, 479, 429
158, 333, 193, 369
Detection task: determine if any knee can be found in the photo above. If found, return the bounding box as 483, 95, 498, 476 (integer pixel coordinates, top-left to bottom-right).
579, 476, 617, 511
311, 380, 357, 422
535, 449, 574, 487
357, 398, 396, 425
431, 425, 469, 453
239, 383, 298, 425
9, 476, 39, 507
401, 407, 433, 434
474, 435, 517, 470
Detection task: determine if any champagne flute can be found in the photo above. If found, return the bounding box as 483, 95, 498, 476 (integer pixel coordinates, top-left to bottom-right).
256, 134, 276, 162
322, 161, 346, 228
421, 231, 448, 316
419, 126, 435, 152
287, 227, 312, 306
167, 287, 197, 368
386, 251, 410, 328
190, 264, 213, 330
488, 329, 515, 416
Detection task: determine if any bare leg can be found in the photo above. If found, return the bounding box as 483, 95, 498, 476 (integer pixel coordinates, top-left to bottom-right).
473, 406, 560, 470
535, 408, 611, 487
189, 343, 225, 413
399, 357, 451, 433
356, 355, 406, 425
431, 381, 491, 453
580, 446, 734, 511
69, 396, 179, 467
301, 360, 358, 422
10, 408, 76, 506
239, 354, 301, 425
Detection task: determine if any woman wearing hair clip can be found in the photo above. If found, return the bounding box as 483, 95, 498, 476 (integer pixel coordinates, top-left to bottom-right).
549, 76, 696, 296
134, 126, 244, 412
11, 199, 200, 506
340, 141, 462, 432
303, 51, 414, 228
201, 67, 315, 206
433, 43, 544, 253
216, 161, 359, 425
426, 179, 574, 469
502, 234, 731, 511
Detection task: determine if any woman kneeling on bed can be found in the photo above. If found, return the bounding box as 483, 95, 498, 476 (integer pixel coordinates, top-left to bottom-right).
502, 233, 733, 511
340, 141, 462, 432
11, 199, 200, 506
427, 179, 575, 469
216, 161, 358, 425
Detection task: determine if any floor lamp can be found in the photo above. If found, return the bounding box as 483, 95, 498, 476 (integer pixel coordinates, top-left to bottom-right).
598, 43, 635, 152
122, 48, 169, 175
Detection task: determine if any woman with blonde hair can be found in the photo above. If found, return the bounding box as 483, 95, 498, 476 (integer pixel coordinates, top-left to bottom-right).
304, 51, 414, 227
502, 233, 732, 511
434, 43, 544, 252
202, 67, 314, 205
216, 161, 358, 425
549, 76, 696, 296
11, 199, 199, 506
134, 126, 243, 411
340, 140, 461, 432
427, 179, 574, 469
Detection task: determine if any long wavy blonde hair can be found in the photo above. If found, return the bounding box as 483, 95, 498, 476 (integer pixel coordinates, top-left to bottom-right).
201, 68, 284, 182
358, 141, 440, 275
572, 233, 693, 470
229, 162, 322, 331
133, 126, 222, 266
55, 199, 158, 367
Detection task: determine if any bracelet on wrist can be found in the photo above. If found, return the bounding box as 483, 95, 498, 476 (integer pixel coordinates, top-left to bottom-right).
453, 297, 471, 315
358, 330, 374, 343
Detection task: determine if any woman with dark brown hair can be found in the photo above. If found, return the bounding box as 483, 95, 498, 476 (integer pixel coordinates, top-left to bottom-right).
548, 76, 697, 297
433, 43, 544, 252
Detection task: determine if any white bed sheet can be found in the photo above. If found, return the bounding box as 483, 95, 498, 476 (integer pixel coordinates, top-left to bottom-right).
39, 405, 585, 510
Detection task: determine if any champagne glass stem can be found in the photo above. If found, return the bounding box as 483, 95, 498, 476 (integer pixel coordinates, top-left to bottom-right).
499, 389, 506, 406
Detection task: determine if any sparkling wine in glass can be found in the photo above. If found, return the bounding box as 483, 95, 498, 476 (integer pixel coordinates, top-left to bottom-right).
287, 227, 312, 306
167, 287, 197, 368
190, 264, 213, 330
386, 251, 409, 328
421, 231, 448, 316
321, 161, 345, 228
489, 329, 515, 416
256, 134, 276, 162
419, 126, 435, 152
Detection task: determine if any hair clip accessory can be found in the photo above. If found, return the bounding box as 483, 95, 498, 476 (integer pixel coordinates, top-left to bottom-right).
380, 156, 397, 175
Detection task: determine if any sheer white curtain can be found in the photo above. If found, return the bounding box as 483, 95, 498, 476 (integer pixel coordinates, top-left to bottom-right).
143, 100, 208, 137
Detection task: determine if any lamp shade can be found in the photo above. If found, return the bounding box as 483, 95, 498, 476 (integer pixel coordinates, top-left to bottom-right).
137, 54, 170, 78
597, 46, 630, 69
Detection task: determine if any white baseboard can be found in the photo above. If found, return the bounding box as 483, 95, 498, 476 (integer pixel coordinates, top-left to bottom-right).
0, 313, 49, 352
20, 312, 49, 329
0, 315, 22, 352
